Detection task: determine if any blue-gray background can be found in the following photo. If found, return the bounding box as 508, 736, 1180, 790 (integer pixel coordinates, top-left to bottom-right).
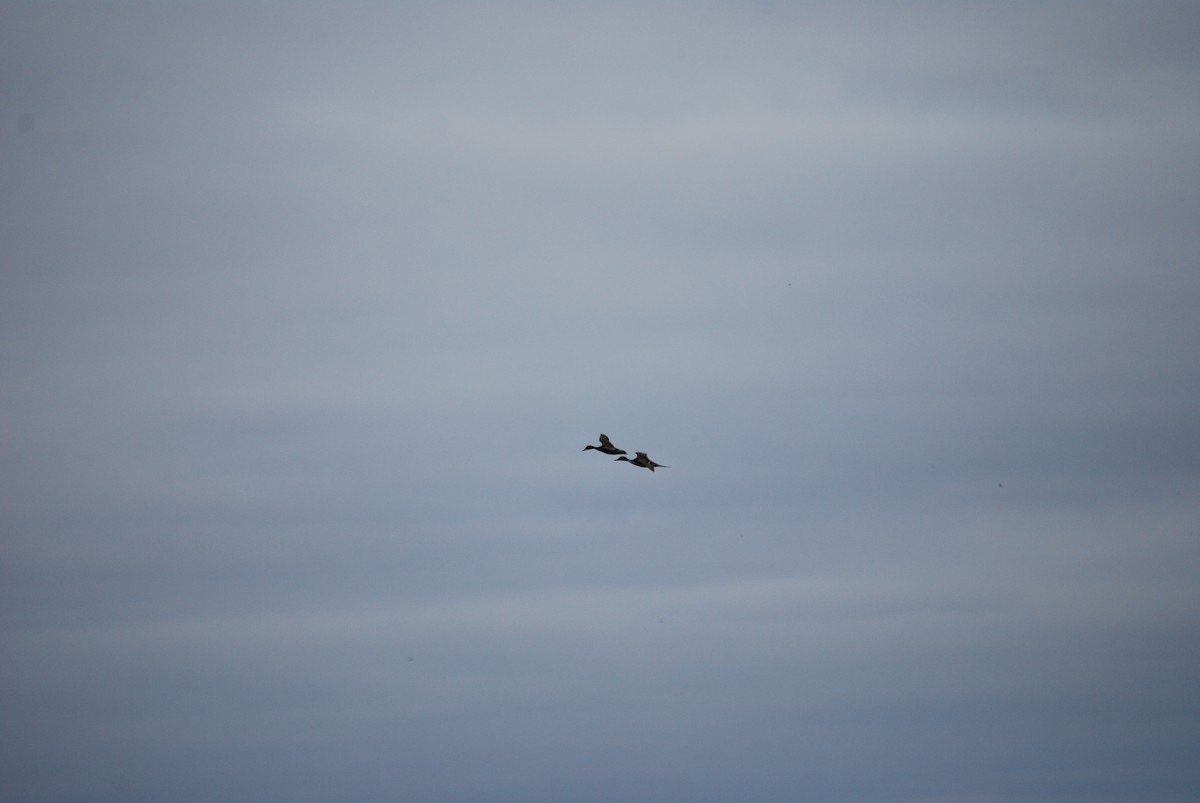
3, 3, 1199, 801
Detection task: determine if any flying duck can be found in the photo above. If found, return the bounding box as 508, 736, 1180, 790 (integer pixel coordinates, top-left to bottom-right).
615, 452, 669, 471
582, 433, 627, 456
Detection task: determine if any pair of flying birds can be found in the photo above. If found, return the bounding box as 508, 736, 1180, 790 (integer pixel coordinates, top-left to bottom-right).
582, 434, 669, 471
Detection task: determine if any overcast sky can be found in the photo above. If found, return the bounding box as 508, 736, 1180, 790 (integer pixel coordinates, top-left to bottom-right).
2, 3, 1199, 801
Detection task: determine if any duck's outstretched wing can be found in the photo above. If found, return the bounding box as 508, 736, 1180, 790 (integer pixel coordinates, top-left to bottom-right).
598, 434, 615, 448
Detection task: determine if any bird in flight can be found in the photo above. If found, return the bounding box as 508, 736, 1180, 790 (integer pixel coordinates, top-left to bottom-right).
582, 433, 627, 456
616, 452, 669, 472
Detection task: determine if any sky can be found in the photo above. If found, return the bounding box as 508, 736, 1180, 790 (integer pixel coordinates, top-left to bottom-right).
2, 2, 1199, 801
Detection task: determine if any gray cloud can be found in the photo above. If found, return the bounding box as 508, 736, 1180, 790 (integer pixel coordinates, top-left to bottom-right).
3, 3, 1199, 801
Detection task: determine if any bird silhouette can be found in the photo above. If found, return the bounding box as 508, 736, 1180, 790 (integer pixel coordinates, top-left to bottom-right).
582, 433, 627, 455
615, 451, 669, 471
